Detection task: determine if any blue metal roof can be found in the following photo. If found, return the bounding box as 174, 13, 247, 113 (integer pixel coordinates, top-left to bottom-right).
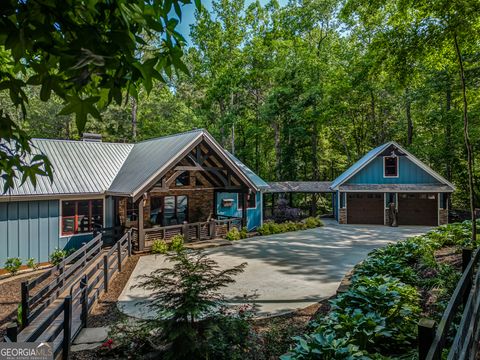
330, 142, 392, 190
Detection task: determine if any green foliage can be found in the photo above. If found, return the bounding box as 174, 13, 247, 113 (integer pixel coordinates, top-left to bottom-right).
170, 234, 185, 253
49, 248, 68, 266
133, 250, 248, 359
258, 217, 323, 236
4, 257, 22, 275
151, 239, 169, 254
26, 258, 38, 270
226, 227, 248, 241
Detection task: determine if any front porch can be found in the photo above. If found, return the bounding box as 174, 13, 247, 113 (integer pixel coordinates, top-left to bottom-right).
110, 138, 260, 251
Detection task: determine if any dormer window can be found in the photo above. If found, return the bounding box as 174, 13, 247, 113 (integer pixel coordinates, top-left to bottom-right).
384, 156, 398, 177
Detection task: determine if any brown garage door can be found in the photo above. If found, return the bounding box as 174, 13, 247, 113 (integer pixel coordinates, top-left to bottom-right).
398, 193, 437, 226
347, 193, 384, 224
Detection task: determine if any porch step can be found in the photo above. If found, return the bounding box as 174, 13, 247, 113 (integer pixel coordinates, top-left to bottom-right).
185, 239, 232, 250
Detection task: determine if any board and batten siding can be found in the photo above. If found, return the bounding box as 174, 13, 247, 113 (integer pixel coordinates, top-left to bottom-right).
0, 200, 93, 265
347, 156, 440, 185
215, 192, 262, 231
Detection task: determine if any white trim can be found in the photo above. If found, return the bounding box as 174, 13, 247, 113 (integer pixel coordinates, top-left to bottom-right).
339, 189, 453, 193
59, 197, 105, 238
331, 141, 456, 191
383, 156, 399, 178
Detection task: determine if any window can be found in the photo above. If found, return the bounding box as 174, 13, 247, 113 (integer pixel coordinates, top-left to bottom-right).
61, 199, 103, 236
237, 193, 257, 210
163, 195, 188, 225
384, 157, 398, 177
175, 172, 190, 187
126, 198, 138, 222
340, 193, 346, 208
440, 193, 448, 209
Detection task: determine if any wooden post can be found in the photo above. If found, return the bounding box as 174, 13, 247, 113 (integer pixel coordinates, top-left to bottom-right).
462, 248, 473, 272
242, 191, 247, 228
138, 199, 145, 251
117, 240, 122, 272
103, 255, 109, 293
127, 231, 132, 256
209, 219, 216, 239
183, 222, 189, 242
418, 318, 436, 360
197, 223, 201, 240
6, 322, 18, 342
462, 248, 473, 307
63, 296, 72, 360
80, 275, 88, 327
21, 282, 29, 328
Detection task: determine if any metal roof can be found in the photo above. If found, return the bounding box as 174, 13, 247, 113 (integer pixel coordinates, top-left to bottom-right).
226, 151, 270, 190
339, 184, 454, 192
0, 129, 269, 198
265, 181, 334, 193
3, 139, 133, 196
330, 142, 391, 190
108, 130, 203, 196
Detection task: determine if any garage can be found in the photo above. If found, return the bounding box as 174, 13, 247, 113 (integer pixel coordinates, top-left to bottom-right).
398, 193, 438, 226
347, 193, 384, 224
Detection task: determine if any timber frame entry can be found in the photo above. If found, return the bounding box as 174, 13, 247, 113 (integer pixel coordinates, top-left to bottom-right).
122, 134, 257, 251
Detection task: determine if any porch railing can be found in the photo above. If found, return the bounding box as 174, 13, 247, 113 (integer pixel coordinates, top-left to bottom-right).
132, 217, 242, 250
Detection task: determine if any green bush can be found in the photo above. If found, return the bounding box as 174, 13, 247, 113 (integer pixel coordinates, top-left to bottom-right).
304, 217, 324, 229
258, 218, 322, 236
152, 239, 169, 254
4, 257, 22, 276
170, 234, 185, 253
226, 227, 241, 241
26, 257, 38, 270
49, 248, 68, 266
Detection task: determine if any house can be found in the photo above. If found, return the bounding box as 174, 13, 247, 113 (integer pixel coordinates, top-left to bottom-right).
331, 141, 455, 226
0, 129, 269, 264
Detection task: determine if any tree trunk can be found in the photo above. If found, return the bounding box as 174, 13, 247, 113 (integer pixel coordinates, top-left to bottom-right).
405, 88, 413, 145
445, 75, 452, 181
131, 96, 137, 140
454, 33, 476, 242
273, 121, 281, 180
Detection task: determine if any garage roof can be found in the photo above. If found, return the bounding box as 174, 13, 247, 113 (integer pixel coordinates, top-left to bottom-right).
339, 184, 454, 192
265, 181, 334, 193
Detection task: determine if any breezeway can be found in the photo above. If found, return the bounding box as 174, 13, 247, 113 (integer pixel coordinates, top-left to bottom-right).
118, 219, 431, 318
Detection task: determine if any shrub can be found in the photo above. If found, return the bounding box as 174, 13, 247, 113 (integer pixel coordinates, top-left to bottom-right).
152, 239, 169, 254
226, 227, 243, 241
170, 234, 184, 252
49, 248, 68, 266
304, 217, 324, 229
26, 257, 38, 270
4, 257, 22, 276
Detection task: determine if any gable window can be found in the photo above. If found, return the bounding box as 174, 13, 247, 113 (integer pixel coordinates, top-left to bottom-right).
175, 171, 190, 187
61, 199, 103, 236
384, 157, 398, 177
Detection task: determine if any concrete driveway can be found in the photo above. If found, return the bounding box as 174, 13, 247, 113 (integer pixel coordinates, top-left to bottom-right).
118, 219, 431, 318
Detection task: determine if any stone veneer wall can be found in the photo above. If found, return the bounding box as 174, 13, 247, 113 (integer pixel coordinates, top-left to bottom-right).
339, 208, 347, 224
384, 209, 390, 226
439, 208, 448, 225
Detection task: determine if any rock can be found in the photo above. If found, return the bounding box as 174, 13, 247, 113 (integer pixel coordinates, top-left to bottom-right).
71, 343, 103, 352
73, 327, 109, 345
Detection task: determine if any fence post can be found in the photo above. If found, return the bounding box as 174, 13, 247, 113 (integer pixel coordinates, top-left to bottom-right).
103, 255, 109, 293
6, 322, 18, 342
210, 219, 216, 239
127, 231, 132, 257
80, 275, 88, 327
63, 296, 72, 360
462, 248, 473, 272
117, 240, 122, 272
418, 318, 436, 360
183, 222, 189, 242
197, 223, 201, 240
21, 282, 29, 328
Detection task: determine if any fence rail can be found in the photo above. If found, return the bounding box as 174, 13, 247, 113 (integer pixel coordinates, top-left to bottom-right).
419, 248, 480, 360
137, 217, 242, 250
5, 230, 132, 360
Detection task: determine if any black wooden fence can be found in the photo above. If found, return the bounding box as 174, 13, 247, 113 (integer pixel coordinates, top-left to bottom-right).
4, 230, 132, 360
419, 248, 480, 360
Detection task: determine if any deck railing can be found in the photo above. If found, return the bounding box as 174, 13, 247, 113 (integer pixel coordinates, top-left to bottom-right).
134, 217, 242, 250
6, 230, 132, 360
418, 248, 480, 360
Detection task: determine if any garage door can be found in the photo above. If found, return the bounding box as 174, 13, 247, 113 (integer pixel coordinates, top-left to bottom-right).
347, 193, 384, 224
398, 193, 437, 226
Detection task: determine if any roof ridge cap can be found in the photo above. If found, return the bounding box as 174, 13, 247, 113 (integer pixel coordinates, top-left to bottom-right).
136, 128, 205, 144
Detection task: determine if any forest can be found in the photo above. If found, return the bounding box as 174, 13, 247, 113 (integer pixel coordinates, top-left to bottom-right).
2, 0, 479, 211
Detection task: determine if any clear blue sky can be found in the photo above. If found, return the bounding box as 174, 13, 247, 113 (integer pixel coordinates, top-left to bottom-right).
176, 0, 287, 45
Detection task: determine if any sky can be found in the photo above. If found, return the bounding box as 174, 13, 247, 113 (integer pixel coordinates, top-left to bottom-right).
175, 0, 288, 45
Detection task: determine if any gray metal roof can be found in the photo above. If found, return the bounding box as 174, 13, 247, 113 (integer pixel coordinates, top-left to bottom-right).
339, 184, 454, 192
1, 129, 269, 198
265, 181, 334, 193
108, 129, 203, 196
226, 152, 270, 190
3, 139, 133, 196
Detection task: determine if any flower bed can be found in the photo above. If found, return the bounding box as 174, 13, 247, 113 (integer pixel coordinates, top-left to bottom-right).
281, 221, 477, 359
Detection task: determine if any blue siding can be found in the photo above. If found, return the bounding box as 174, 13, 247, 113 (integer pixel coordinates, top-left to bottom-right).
215, 192, 262, 231
0, 200, 96, 266
347, 157, 440, 185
